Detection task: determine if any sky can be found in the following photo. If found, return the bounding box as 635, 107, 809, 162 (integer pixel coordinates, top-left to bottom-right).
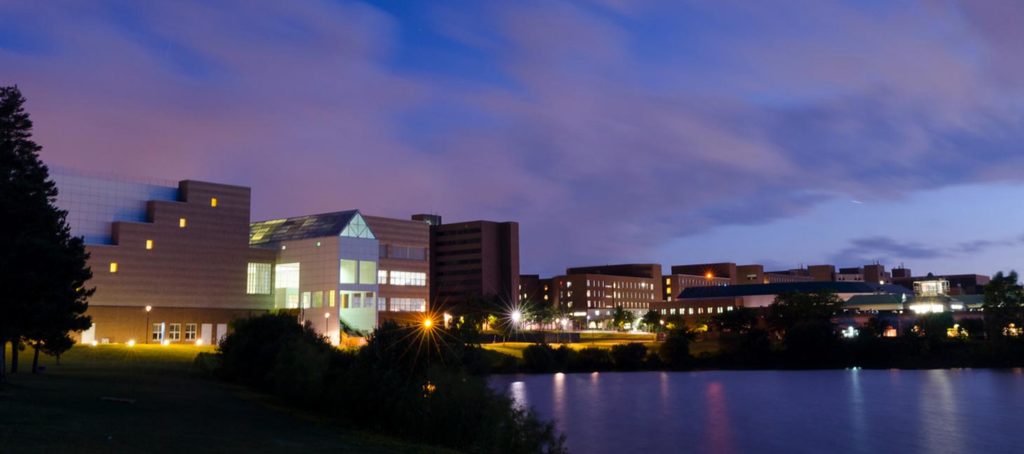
2, 0, 1023, 277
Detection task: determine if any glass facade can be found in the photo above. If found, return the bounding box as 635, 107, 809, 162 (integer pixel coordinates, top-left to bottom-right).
246, 263, 272, 295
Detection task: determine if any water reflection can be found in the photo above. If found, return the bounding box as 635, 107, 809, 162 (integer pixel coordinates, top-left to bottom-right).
491, 370, 1024, 454
705, 381, 733, 454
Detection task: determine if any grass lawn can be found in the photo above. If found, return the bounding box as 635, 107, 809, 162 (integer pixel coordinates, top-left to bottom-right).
0, 344, 452, 453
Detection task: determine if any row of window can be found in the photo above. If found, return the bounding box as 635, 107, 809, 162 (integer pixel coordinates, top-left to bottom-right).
380, 245, 427, 261
152, 322, 198, 342
660, 306, 734, 316
377, 270, 426, 286
378, 298, 427, 312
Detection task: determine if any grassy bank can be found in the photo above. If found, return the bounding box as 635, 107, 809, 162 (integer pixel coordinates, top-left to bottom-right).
0, 344, 451, 453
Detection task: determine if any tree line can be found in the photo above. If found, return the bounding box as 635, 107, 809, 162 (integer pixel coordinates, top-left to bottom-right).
0, 86, 92, 382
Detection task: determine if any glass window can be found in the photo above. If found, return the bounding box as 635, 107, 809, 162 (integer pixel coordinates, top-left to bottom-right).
301, 292, 311, 309
184, 323, 197, 341
328, 290, 335, 308
340, 260, 357, 284
109, 262, 118, 273
210, 197, 218, 207
358, 260, 377, 285
388, 271, 426, 286
168, 323, 181, 341
145, 239, 153, 250
179, 218, 187, 228
389, 298, 427, 312
247, 263, 272, 295
313, 291, 323, 308
152, 323, 164, 341
378, 269, 388, 284
340, 213, 375, 239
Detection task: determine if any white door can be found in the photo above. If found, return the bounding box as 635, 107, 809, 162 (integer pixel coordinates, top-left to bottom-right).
215, 323, 228, 345
201, 323, 213, 346
81, 324, 96, 344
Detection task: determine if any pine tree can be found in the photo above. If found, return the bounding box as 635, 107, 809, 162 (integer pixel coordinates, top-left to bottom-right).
0, 86, 92, 382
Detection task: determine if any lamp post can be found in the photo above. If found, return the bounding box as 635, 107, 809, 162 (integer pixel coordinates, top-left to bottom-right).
324, 311, 330, 336
144, 305, 152, 344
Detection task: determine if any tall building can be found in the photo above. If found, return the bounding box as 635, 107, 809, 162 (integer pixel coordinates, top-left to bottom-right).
426, 217, 520, 309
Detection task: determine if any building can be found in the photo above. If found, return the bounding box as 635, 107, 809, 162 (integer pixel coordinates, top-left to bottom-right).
52, 169, 274, 345
364, 215, 430, 323
54, 169, 441, 345
249, 210, 382, 337
893, 273, 990, 295
669, 262, 774, 285
651, 281, 912, 320
427, 217, 520, 309
548, 264, 662, 328
519, 274, 553, 307
662, 273, 730, 301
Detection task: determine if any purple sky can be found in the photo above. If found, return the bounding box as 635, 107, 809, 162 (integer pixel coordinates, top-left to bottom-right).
3, 1, 1024, 277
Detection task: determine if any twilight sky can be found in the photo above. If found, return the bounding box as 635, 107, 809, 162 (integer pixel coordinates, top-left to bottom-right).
2, 0, 1023, 277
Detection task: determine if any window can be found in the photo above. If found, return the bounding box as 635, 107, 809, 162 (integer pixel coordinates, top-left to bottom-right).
145, 239, 153, 250
340, 213, 374, 239
179, 218, 187, 228
359, 260, 377, 285
340, 260, 357, 284
246, 263, 272, 295
328, 290, 336, 308
184, 323, 197, 341
210, 197, 218, 207
313, 291, 323, 308
388, 271, 426, 286
152, 323, 164, 342
109, 262, 118, 273
378, 269, 388, 284
168, 323, 181, 341
390, 298, 426, 312
301, 292, 311, 309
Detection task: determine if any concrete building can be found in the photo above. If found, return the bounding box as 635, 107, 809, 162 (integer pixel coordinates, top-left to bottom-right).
662, 273, 730, 301
427, 218, 520, 309
893, 273, 990, 295
52, 169, 274, 345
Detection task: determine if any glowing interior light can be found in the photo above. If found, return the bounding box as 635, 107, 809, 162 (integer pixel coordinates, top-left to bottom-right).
161, 340, 170, 346
127, 339, 136, 347
195, 339, 204, 346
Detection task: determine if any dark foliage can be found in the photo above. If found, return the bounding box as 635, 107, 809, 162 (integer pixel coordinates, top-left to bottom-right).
209, 315, 566, 453
609, 343, 647, 370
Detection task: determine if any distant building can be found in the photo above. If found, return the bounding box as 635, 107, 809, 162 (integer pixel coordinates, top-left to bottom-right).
549, 263, 662, 328
893, 274, 990, 295
426, 217, 520, 309
662, 273, 730, 301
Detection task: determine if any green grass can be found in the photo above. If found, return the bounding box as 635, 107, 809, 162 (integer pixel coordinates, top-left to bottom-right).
0, 344, 453, 453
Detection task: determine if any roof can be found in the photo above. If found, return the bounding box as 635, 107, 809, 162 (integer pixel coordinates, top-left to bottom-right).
678, 281, 911, 299
844, 294, 904, 309
249, 210, 374, 245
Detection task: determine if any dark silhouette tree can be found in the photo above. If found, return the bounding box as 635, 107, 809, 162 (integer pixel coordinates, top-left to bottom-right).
611, 305, 634, 330
768, 292, 844, 364
982, 271, 1023, 339
640, 309, 661, 332
0, 86, 92, 382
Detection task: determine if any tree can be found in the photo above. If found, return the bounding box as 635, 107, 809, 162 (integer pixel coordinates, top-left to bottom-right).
658, 328, 696, 368
611, 305, 635, 331
982, 271, 1024, 339
640, 310, 661, 332
768, 292, 844, 363
710, 307, 757, 333
0, 86, 93, 382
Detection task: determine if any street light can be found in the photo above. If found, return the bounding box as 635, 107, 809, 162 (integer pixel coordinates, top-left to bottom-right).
511, 310, 522, 325
423, 317, 433, 329
144, 305, 152, 344
324, 312, 331, 335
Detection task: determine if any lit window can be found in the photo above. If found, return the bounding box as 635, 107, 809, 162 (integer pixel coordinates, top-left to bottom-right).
329, 290, 336, 308
388, 271, 427, 286
179, 218, 187, 228
246, 263, 272, 295
359, 260, 377, 285
168, 323, 181, 341
210, 197, 218, 207
145, 240, 153, 250
313, 291, 323, 308
184, 324, 197, 341
301, 292, 311, 309
152, 323, 165, 341
378, 269, 388, 284
109, 262, 118, 273
340, 260, 357, 284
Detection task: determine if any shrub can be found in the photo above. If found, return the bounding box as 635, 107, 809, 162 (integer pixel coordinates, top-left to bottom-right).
658, 329, 695, 369
572, 347, 613, 371
610, 343, 647, 370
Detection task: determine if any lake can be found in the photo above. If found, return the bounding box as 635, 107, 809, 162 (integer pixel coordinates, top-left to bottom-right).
491, 369, 1024, 453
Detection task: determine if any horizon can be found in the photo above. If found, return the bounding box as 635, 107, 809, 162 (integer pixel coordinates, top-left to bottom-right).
4, 1, 1024, 277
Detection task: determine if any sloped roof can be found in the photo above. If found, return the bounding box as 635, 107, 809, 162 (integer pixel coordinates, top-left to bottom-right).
250, 210, 370, 245
678, 281, 911, 299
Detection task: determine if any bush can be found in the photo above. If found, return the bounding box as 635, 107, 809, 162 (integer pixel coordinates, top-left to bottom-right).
610, 343, 647, 370
522, 344, 558, 372
571, 347, 613, 371
213, 315, 566, 454
658, 329, 694, 369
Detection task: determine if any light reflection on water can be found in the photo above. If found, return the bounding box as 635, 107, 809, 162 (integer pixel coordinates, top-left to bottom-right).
492, 369, 1024, 454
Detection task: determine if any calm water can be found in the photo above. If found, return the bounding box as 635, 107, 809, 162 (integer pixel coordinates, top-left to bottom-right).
491, 369, 1024, 453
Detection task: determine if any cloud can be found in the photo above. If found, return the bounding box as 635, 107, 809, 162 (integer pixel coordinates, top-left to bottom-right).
3, 1, 1024, 275
830, 234, 1024, 266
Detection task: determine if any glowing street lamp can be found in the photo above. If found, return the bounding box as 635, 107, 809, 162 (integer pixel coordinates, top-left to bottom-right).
423, 317, 433, 329
705, 272, 714, 280
511, 310, 522, 325
144, 305, 152, 344
324, 311, 331, 334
